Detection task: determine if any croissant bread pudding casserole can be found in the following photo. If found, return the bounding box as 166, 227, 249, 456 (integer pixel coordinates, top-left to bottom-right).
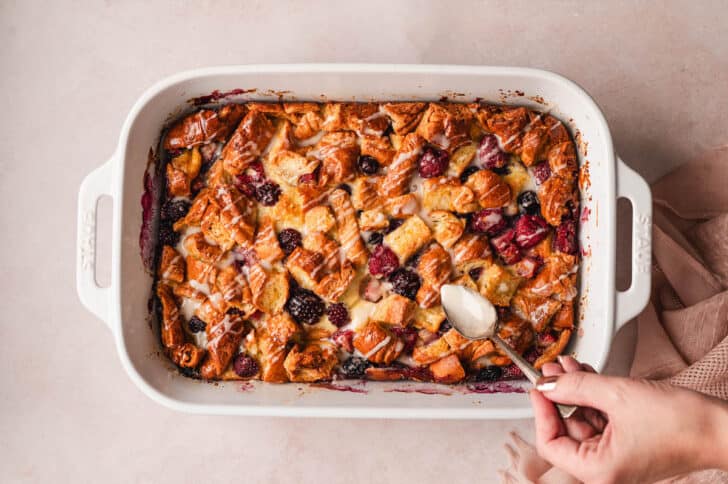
149, 100, 580, 385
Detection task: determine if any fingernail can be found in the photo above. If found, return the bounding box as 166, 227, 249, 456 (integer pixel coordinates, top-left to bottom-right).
536, 376, 558, 392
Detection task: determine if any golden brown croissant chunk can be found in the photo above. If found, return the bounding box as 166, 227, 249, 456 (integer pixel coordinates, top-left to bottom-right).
164, 104, 246, 150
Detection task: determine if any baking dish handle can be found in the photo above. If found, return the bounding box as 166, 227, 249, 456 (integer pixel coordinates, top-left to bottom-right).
615, 158, 652, 330
77, 157, 114, 329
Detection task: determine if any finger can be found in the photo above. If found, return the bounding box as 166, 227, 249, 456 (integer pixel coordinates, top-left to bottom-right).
563, 413, 598, 440
541, 362, 565, 377
530, 389, 566, 443
582, 407, 608, 432
536, 371, 620, 411
557, 355, 582, 372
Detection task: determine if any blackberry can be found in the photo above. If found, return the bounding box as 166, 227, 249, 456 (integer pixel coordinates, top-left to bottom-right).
337, 183, 352, 195
438, 319, 452, 335
517, 191, 541, 215
158, 221, 179, 247
474, 366, 503, 382
278, 228, 302, 256
491, 165, 511, 175
326, 303, 350, 327
388, 268, 421, 300
459, 166, 480, 183
232, 354, 259, 378
255, 181, 281, 206
340, 356, 371, 379
357, 155, 380, 175
188, 316, 207, 333
160, 199, 190, 223
468, 267, 483, 281
368, 232, 383, 245
285, 287, 325, 324
385, 218, 404, 234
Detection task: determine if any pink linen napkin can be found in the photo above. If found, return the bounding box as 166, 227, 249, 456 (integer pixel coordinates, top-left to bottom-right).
500, 147, 728, 484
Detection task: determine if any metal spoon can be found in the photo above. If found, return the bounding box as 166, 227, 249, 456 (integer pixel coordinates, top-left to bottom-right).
440, 284, 577, 419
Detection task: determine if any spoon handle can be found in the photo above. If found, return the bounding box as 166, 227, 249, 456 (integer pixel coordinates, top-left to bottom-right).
491, 335, 577, 419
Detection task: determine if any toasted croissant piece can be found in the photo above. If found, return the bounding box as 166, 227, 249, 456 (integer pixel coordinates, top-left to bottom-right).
353, 321, 404, 364
381, 102, 426, 135
164, 104, 246, 150
200, 309, 247, 379
329, 188, 368, 266
538, 175, 577, 226
416, 244, 452, 308
422, 177, 479, 213
170, 343, 206, 369
383, 215, 432, 263
429, 354, 465, 383
464, 170, 512, 209
284, 342, 338, 382
360, 135, 395, 166
158, 246, 185, 283
254, 217, 284, 263
157, 283, 185, 349
379, 133, 425, 198
220, 110, 275, 175
371, 294, 416, 327
210, 184, 257, 246
416, 103, 471, 152
534, 329, 572, 369
313, 131, 359, 185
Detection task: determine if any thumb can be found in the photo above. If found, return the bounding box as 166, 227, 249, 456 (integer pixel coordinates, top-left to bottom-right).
536, 371, 623, 412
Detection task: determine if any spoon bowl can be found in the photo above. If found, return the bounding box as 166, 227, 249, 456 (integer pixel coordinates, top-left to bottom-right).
440, 284, 577, 419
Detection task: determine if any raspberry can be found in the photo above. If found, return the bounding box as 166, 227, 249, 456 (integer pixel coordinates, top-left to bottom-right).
285, 287, 325, 324
532, 161, 551, 185
340, 356, 371, 379
459, 166, 481, 183
188, 316, 207, 333
246, 161, 266, 183
514, 214, 550, 249
277, 228, 302, 256
524, 348, 541, 365
390, 326, 418, 354
418, 146, 449, 178
255, 181, 281, 206
232, 354, 259, 378
500, 364, 524, 380
490, 229, 522, 265
368, 245, 399, 277
326, 303, 350, 327
474, 366, 503, 382
478, 134, 507, 169
470, 208, 508, 236
357, 155, 380, 175
160, 199, 190, 222
332, 329, 354, 352
517, 191, 540, 215
537, 332, 557, 347
388, 268, 421, 300
554, 219, 577, 255
368, 232, 383, 245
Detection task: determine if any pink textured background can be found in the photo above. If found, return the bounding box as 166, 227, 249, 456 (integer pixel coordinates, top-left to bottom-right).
1, 1, 726, 482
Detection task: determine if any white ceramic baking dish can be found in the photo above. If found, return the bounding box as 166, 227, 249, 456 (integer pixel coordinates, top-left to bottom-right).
77, 64, 652, 418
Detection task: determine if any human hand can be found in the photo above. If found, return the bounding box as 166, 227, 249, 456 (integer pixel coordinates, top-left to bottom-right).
530, 356, 728, 484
